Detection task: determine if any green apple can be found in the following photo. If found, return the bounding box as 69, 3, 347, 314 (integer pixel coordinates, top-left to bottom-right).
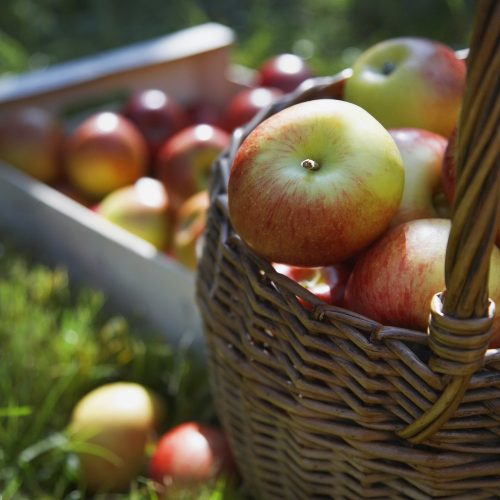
96, 177, 173, 250
228, 98, 404, 266
345, 38, 466, 137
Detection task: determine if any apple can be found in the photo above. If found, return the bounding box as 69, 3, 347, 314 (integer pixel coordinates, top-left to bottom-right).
172, 190, 209, 270
149, 422, 236, 491
155, 124, 230, 212
95, 177, 173, 250
64, 111, 148, 200
388, 128, 448, 226
344, 218, 500, 347
272, 262, 352, 308
185, 99, 223, 128
344, 37, 466, 137
256, 53, 313, 93
222, 86, 284, 131
228, 98, 405, 266
70, 382, 166, 493
0, 106, 64, 183
122, 88, 189, 161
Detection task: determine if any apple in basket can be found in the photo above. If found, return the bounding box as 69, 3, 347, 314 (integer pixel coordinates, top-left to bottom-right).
70, 382, 166, 493
149, 422, 236, 491
228, 99, 405, 266
155, 123, 230, 212
95, 177, 173, 251
344, 37, 466, 137
272, 262, 352, 308
388, 128, 448, 226
256, 53, 314, 93
65, 111, 148, 200
0, 106, 64, 183
344, 218, 500, 348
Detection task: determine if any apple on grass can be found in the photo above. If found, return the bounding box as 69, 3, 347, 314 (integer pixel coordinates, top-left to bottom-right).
173, 190, 210, 270
222, 86, 284, 132
388, 128, 448, 226
95, 177, 173, 251
256, 53, 313, 93
344, 218, 500, 348
122, 88, 189, 162
70, 382, 166, 493
0, 106, 64, 183
228, 98, 405, 267
65, 112, 148, 200
272, 262, 352, 309
155, 124, 230, 213
149, 422, 236, 492
344, 37, 466, 137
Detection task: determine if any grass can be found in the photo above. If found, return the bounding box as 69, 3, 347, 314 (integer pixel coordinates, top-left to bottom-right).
0, 240, 244, 499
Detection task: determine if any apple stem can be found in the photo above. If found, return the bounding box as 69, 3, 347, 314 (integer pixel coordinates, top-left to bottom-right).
382, 61, 396, 75
301, 159, 320, 171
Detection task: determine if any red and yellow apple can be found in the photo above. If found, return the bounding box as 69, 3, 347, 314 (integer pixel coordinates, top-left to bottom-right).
0, 106, 64, 183
95, 177, 173, 250
70, 382, 166, 493
344, 218, 500, 347
222, 87, 284, 131
256, 53, 313, 93
344, 37, 466, 137
228, 99, 405, 266
388, 127, 448, 226
273, 262, 352, 308
122, 88, 189, 161
155, 124, 230, 212
149, 422, 235, 491
65, 111, 147, 200
173, 190, 209, 270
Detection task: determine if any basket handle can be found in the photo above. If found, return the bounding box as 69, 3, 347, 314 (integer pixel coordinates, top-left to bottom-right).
398, 0, 500, 444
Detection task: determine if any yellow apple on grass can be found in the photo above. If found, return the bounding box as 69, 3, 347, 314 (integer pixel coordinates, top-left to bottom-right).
70, 381, 166, 493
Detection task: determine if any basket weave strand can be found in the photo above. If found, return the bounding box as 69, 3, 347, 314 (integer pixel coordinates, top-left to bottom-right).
196, 1, 500, 497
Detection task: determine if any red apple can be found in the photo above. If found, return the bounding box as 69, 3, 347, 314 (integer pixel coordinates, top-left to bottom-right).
0, 106, 64, 183
173, 190, 209, 270
273, 262, 352, 308
149, 422, 236, 490
222, 86, 284, 131
70, 382, 166, 493
122, 89, 189, 161
95, 177, 173, 250
228, 99, 405, 266
256, 53, 313, 93
185, 100, 223, 127
344, 37, 466, 137
64, 112, 147, 200
344, 218, 500, 347
388, 128, 448, 226
155, 124, 230, 212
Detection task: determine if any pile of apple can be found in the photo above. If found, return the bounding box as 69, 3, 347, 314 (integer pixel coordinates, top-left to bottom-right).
0, 53, 313, 271
69, 381, 236, 494
227, 37, 500, 348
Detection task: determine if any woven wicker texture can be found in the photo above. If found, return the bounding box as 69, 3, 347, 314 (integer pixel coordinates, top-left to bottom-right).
196, 1, 500, 498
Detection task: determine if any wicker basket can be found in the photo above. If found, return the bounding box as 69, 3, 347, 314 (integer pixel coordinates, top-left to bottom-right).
196, 2, 500, 498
